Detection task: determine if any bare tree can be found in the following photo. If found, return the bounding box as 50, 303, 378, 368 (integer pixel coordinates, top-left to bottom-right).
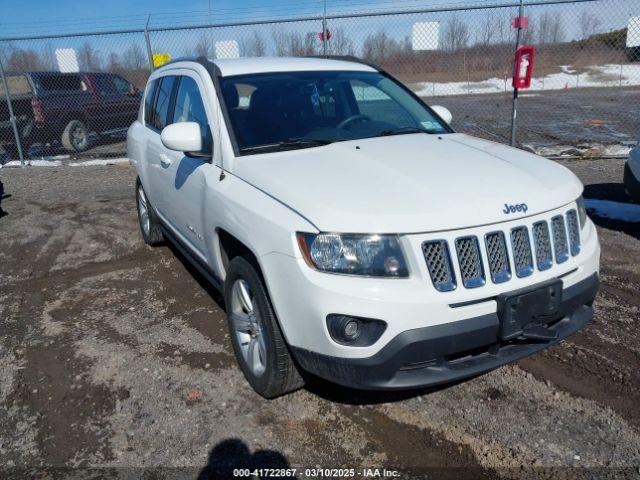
442, 14, 470, 51
243, 31, 266, 57
122, 44, 147, 70
77, 42, 102, 71
521, 16, 536, 45
579, 10, 602, 39
361, 31, 399, 62
192, 34, 214, 58
477, 13, 497, 45
537, 11, 564, 44
326, 28, 354, 56
5, 47, 46, 71
107, 52, 121, 71
272, 30, 318, 56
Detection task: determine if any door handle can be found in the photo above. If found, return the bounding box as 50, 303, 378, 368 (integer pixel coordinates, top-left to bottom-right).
160, 154, 173, 168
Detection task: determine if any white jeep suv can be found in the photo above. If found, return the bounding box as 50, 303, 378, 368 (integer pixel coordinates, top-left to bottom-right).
127, 56, 600, 398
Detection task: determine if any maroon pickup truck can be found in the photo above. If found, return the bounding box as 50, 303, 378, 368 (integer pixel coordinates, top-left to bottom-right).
1, 71, 141, 158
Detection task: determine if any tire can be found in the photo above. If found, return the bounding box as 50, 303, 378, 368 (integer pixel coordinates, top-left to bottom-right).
135, 178, 164, 246
224, 256, 304, 398
61, 119, 89, 152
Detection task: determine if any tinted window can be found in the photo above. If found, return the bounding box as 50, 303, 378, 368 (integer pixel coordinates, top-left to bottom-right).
144, 80, 158, 125
91, 75, 116, 96
152, 76, 177, 131
39, 74, 82, 92
112, 75, 133, 96
173, 77, 207, 125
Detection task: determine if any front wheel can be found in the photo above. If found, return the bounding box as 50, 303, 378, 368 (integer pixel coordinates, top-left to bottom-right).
224, 256, 304, 398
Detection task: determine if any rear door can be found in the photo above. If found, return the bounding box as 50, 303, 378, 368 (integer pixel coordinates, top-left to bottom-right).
144, 74, 178, 217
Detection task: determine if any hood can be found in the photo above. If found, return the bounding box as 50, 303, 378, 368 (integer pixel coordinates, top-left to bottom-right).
232, 133, 583, 233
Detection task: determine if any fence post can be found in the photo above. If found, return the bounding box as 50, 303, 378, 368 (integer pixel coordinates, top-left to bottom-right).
509, 0, 524, 147
322, 0, 328, 56
144, 15, 154, 72
0, 50, 25, 166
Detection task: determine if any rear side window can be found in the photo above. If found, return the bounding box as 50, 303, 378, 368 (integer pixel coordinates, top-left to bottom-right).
39, 74, 82, 92
112, 75, 133, 96
152, 76, 177, 131
91, 75, 116, 96
144, 80, 158, 125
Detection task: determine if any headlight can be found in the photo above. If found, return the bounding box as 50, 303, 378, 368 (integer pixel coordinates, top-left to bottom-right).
576, 195, 587, 228
296, 232, 409, 277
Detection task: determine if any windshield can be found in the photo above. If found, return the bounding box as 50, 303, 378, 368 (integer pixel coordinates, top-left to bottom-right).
219, 70, 450, 154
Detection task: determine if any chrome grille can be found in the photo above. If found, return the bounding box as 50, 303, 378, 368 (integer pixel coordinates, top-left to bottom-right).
485, 232, 511, 283
510, 226, 534, 278
422, 240, 456, 292
455, 236, 485, 288
566, 209, 580, 256
532, 221, 553, 271
422, 209, 581, 292
551, 215, 569, 263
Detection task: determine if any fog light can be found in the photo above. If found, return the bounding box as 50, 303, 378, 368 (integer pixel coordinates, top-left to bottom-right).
326, 314, 387, 347
344, 319, 360, 339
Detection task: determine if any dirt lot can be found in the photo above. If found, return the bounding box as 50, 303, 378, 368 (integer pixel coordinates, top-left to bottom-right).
0, 158, 639, 479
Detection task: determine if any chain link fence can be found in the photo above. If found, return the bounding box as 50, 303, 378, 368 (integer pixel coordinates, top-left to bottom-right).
1, 0, 639, 164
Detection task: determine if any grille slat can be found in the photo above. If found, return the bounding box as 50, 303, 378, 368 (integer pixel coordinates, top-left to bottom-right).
485, 232, 511, 283
422, 210, 581, 292
551, 215, 569, 263
532, 221, 553, 271
566, 209, 581, 256
422, 240, 456, 292
510, 226, 534, 278
455, 236, 485, 288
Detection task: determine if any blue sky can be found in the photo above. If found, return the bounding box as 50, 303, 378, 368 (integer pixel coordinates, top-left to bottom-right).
0, 0, 636, 67
0, 0, 635, 39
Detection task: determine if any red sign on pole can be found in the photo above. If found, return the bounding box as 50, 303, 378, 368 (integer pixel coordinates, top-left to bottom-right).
513, 45, 535, 89
318, 29, 332, 41
512, 16, 529, 29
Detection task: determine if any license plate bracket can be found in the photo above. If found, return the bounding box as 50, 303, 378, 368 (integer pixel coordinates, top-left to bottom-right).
497, 279, 562, 341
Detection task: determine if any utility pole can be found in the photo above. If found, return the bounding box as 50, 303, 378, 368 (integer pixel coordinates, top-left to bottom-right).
0, 53, 25, 166
510, 0, 524, 147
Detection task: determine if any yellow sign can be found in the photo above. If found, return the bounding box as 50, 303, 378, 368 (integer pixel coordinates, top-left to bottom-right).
153, 53, 171, 68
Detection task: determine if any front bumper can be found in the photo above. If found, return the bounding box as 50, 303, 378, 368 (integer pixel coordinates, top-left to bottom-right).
291, 273, 598, 390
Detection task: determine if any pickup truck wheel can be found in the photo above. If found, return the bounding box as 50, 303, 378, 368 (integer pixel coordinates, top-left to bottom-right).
136, 179, 164, 246
61, 120, 89, 152
224, 257, 304, 398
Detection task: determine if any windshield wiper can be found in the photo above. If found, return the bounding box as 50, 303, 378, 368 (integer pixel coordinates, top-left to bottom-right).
375, 127, 429, 137
240, 138, 334, 153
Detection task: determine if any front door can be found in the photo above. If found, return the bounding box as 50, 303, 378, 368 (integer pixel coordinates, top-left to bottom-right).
157, 73, 213, 263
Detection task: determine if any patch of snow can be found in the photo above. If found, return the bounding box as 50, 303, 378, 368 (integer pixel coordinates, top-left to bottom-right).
1, 159, 62, 168
413, 63, 640, 97
69, 158, 130, 166
585, 199, 640, 223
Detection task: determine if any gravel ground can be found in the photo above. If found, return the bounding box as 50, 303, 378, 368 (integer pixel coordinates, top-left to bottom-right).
0, 159, 639, 479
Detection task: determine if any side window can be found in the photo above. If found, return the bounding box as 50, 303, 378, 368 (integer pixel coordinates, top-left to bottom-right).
152, 76, 177, 131
91, 75, 117, 96
113, 75, 133, 96
144, 80, 158, 126
173, 76, 208, 126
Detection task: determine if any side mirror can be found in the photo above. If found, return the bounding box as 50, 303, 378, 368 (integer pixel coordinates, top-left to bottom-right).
431, 105, 453, 125
161, 122, 203, 155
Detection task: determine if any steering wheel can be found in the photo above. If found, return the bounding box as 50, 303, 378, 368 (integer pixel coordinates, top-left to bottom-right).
337, 114, 372, 130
